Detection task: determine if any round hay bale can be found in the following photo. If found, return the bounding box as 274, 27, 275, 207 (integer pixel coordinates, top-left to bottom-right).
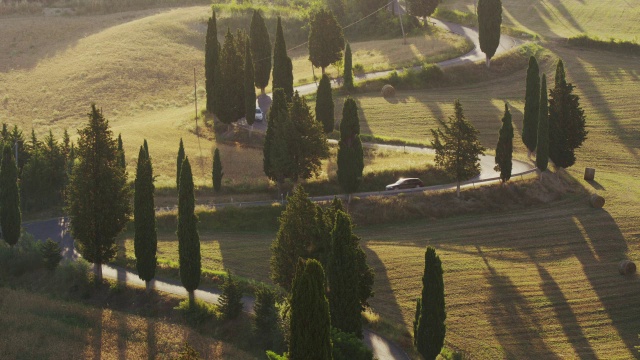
381, 84, 396, 98
618, 260, 636, 275
589, 193, 605, 208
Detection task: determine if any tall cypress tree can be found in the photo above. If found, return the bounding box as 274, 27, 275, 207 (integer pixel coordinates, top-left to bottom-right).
272, 17, 293, 99
219, 29, 245, 125
343, 43, 353, 91
536, 74, 549, 172
549, 59, 588, 168
327, 210, 364, 338
244, 41, 257, 126
522, 56, 540, 155
289, 259, 332, 360
477, 0, 502, 67
205, 10, 219, 114
316, 74, 335, 133
414, 246, 446, 360
134, 143, 157, 292
337, 98, 363, 196
289, 91, 329, 182
66, 105, 131, 282
0, 145, 21, 247
178, 157, 201, 305
308, 8, 344, 74
494, 103, 513, 183
263, 88, 291, 190
176, 138, 185, 190
250, 10, 272, 94
212, 147, 223, 192
117, 133, 125, 169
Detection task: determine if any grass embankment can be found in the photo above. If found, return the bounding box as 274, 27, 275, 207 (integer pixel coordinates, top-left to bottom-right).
435, 0, 640, 42
0, 5, 467, 188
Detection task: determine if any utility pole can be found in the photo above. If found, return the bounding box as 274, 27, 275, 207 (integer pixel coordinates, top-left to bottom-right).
194, 67, 198, 136
396, 0, 406, 45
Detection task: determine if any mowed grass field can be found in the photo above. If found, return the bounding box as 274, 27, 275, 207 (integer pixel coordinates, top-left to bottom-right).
437, 0, 640, 41
0, 6, 467, 187
0, 287, 253, 359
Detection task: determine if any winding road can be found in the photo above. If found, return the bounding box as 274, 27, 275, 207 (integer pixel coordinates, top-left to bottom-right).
25, 16, 529, 360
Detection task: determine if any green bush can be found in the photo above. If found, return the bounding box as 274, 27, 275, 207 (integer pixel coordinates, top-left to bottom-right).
54, 259, 94, 298
175, 299, 218, 327
40, 239, 63, 271
567, 34, 640, 55
331, 328, 373, 360
0, 233, 43, 277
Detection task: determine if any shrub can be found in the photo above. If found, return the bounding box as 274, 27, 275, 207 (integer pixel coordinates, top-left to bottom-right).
331, 328, 373, 360
0, 233, 43, 277
178, 342, 202, 360
381, 84, 396, 98
219, 272, 244, 320
41, 239, 63, 271
175, 299, 218, 327
54, 259, 94, 298
353, 63, 365, 76
418, 64, 444, 84
567, 34, 640, 55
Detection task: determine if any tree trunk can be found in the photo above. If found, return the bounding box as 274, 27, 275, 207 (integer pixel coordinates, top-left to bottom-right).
145, 280, 153, 294
321, 67, 325, 75
95, 262, 103, 285
249, 124, 253, 138
456, 182, 461, 197
261, 87, 265, 95
189, 291, 195, 306
486, 56, 491, 68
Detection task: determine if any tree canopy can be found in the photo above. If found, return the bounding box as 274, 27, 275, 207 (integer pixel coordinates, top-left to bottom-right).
308, 8, 345, 73
477, 0, 502, 67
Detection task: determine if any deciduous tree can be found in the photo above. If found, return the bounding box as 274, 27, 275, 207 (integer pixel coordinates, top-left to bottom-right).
430, 99, 486, 197
406, 0, 439, 19
66, 105, 131, 282
308, 9, 345, 74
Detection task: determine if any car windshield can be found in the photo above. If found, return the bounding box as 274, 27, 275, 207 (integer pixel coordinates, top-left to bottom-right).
255, 109, 261, 114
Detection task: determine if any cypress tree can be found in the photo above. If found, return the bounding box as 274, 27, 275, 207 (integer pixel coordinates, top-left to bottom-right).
176, 138, 185, 190
316, 74, 335, 133
549, 59, 588, 168
66, 105, 131, 282
134, 143, 157, 292
495, 103, 513, 183
477, 0, 502, 67
178, 157, 201, 305
308, 8, 344, 74
0, 144, 21, 247
289, 91, 329, 182
522, 56, 540, 155
254, 286, 282, 351
327, 210, 364, 338
343, 43, 354, 91
212, 148, 223, 192
250, 10, 272, 94
272, 17, 293, 99
245, 41, 257, 126
117, 133, 125, 169
289, 259, 332, 360
270, 185, 318, 290
430, 99, 486, 197
536, 74, 549, 172
219, 271, 244, 320
219, 29, 245, 125
337, 98, 363, 196
263, 89, 292, 191
414, 246, 446, 360
205, 10, 219, 114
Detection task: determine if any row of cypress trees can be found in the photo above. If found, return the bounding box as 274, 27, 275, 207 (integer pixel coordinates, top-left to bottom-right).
522, 57, 588, 172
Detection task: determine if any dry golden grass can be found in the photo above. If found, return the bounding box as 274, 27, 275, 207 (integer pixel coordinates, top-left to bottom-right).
439, 0, 640, 41
0, 287, 253, 359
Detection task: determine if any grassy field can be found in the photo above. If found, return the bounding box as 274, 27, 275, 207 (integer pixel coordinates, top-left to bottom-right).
437, 0, 640, 41
0, 287, 253, 359
0, 6, 466, 187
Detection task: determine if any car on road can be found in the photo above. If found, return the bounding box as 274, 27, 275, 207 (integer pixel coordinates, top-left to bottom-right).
255, 107, 264, 122
385, 178, 424, 191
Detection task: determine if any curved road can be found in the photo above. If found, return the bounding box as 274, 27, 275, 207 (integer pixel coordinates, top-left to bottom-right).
25, 17, 529, 360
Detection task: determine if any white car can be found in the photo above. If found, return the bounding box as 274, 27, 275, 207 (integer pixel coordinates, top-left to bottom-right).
255, 108, 264, 122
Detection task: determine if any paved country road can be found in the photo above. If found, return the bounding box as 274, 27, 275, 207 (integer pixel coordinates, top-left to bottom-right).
23, 16, 530, 360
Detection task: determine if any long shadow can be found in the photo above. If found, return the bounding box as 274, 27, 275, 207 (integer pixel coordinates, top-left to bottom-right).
535, 264, 598, 359
477, 245, 560, 359
361, 242, 409, 332
90, 309, 104, 360
117, 310, 128, 360
146, 316, 157, 360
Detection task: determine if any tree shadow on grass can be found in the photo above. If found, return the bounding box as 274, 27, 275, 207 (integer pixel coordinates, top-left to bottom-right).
146, 316, 157, 360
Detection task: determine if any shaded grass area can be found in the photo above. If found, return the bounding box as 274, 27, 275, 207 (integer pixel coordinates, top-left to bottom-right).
566, 35, 640, 56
